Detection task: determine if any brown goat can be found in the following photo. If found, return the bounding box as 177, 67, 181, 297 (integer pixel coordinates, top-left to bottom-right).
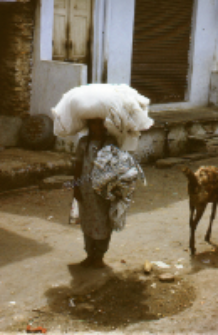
183, 166, 218, 255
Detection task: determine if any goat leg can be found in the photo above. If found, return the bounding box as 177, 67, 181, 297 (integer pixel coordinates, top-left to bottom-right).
189, 204, 195, 255
205, 202, 217, 242
190, 203, 206, 255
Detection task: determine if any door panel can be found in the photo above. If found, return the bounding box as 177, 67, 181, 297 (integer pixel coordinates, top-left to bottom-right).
52, 0, 91, 63
76, 0, 88, 10
55, 0, 67, 8
68, 0, 91, 63
72, 16, 87, 56
52, 0, 68, 60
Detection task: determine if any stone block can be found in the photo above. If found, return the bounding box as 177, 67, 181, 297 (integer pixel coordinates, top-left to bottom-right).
206, 138, 218, 155
202, 121, 216, 133
54, 136, 77, 153
187, 123, 207, 136
0, 116, 22, 147
167, 125, 188, 156
212, 122, 218, 134
159, 273, 175, 282
135, 128, 166, 163
182, 153, 209, 161
187, 134, 207, 153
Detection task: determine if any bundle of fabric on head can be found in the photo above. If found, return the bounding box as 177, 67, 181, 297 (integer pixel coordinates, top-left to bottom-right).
52, 83, 153, 151
91, 145, 146, 231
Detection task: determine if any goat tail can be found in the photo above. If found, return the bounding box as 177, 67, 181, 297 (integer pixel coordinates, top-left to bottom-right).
182, 166, 199, 188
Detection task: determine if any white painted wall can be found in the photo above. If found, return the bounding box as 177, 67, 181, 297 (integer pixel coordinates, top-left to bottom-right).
40, 0, 54, 61
92, 0, 135, 85
103, 0, 135, 85
92, 0, 105, 83
31, 0, 218, 117
30, 0, 87, 117
31, 61, 87, 117
211, 7, 218, 73
208, 1, 218, 106
188, 0, 218, 106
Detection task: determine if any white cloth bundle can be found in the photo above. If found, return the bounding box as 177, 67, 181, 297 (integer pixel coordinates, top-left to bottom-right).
52, 84, 153, 151
91, 145, 146, 231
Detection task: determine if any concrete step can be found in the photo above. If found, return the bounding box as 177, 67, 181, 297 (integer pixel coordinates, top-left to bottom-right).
39, 175, 74, 189
155, 152, 215, 169
0, 148, 73, 192
137, 107, 218, 163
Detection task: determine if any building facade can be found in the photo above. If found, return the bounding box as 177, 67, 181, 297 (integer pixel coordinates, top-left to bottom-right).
0, 0, 218, 119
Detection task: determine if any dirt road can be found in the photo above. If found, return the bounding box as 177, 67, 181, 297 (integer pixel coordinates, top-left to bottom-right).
0, 156, 218, 333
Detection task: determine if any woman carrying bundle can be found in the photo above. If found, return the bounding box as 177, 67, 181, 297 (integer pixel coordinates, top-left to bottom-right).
74, 118, 117, 269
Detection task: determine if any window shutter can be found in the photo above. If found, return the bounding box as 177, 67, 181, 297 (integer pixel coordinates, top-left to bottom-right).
131, 0, 194, 103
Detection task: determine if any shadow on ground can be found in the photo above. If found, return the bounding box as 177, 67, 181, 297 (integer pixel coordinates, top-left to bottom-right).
0, 227, 52, 267
39, 266, 195, 332
0, 188, 73, 227
190, 244, 218, 274
0, 164, 189, 226
1, 157, 218, 226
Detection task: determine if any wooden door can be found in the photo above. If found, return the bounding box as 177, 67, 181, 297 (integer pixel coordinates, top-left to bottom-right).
53, 0, 68, 61
68, 0, 91, 63
53, 0, 92, 63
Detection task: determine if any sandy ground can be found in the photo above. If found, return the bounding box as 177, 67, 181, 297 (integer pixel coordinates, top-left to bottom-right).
0, 156, 218, 333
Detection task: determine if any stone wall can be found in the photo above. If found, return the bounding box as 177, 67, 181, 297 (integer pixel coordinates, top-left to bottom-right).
0, 0, 36, 117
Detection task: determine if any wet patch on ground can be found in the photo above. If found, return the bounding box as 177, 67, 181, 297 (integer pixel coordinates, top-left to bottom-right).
8, 269, 195, 333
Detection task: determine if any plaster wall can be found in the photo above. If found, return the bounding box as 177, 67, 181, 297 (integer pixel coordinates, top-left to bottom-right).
39, 0, 54, 61
208, 2, 218, 106
135, 129, 166, 163
92, 0, 105, 83
31, 61, 87, 117
104, 0, 135, 85
188, 0, 218, 106
211, 15, 218, 72
30, 0, 87, 118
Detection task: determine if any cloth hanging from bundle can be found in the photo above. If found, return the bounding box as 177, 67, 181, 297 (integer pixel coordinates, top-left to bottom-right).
91, 145, 146, 231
